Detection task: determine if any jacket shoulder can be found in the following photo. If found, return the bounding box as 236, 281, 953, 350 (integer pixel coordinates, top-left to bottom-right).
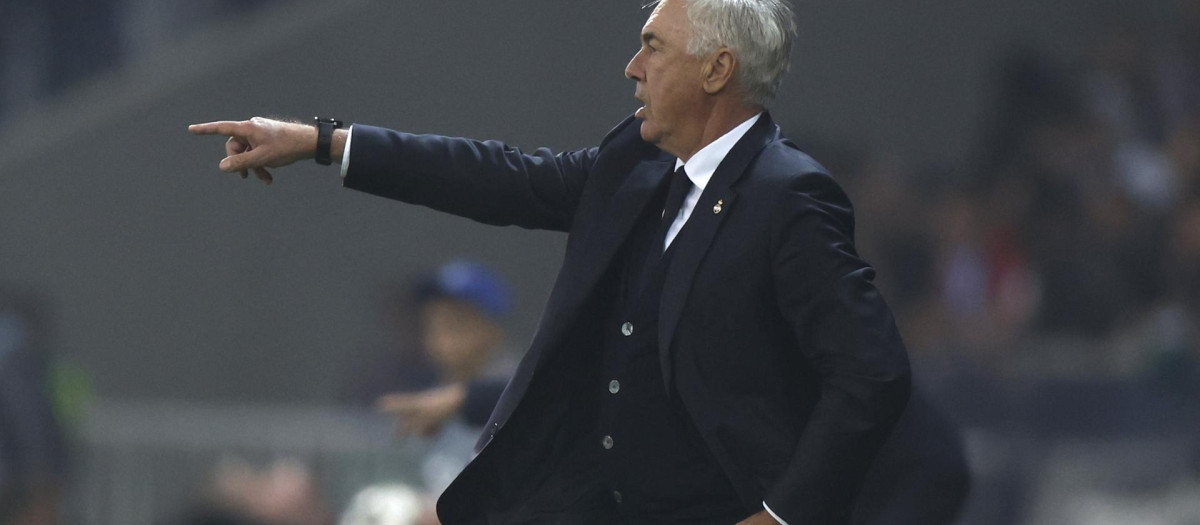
757, 140, 832, 180
744, 139, 857, 235
744, 139, 843, 198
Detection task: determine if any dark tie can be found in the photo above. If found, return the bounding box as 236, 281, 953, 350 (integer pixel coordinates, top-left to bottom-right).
632, 165, 693, 295
657, 165, 693, 252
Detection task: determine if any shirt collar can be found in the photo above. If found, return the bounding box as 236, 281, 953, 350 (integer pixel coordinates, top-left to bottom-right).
673, 113, 762, 191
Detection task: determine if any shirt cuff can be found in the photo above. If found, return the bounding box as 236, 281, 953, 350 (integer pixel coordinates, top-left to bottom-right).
763, 502, 789, 525
339, 125, 354, 178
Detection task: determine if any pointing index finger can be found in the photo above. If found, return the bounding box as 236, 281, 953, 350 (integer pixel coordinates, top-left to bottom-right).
188, 120, 246, 137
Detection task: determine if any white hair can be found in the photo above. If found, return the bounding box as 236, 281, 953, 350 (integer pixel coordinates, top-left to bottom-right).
654, 0, 797, 106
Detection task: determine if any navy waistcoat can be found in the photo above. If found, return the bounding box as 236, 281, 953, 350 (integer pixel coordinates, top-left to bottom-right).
589, 180, 744, 521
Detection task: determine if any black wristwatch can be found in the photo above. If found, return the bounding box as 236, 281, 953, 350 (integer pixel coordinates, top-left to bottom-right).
313, 117, 344, 165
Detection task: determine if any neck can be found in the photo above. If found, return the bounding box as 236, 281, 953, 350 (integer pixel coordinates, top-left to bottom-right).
674, 102, 761, 162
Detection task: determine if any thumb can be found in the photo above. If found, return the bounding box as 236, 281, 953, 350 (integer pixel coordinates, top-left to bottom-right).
220, 147, 270, 173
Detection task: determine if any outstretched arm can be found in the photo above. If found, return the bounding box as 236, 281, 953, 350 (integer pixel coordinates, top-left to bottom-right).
190, 117, 601, 231
340, 125, 596, 231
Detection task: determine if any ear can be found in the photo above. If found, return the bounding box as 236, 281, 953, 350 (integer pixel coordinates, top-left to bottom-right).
701, 48, 737, 95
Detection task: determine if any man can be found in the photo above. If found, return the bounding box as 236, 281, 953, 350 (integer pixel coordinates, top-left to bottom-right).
190, 1, 911, 523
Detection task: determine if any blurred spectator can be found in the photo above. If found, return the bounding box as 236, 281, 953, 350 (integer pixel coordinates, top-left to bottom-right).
1080, 12, 1186, 213
345, 261, 514, 497
177, 458, 330, 525
1167, 121, 1200, 198
338, 484, 436, 525
1158, 0, 1200, 141
1081, 14, 1166, 145
0, 288, 67, 525
1166, 203, 1200, 312
1151, 202, 1200, 391
351, 261, 512, 432
1159, 1, 1200, 201
982, 50, 1086, 172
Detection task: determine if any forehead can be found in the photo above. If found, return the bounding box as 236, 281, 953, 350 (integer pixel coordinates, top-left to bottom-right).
642, 0, 691, 40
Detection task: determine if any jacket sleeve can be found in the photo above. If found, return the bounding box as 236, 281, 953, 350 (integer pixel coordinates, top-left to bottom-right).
342, 125, 598, 232
763, 171, 912, 524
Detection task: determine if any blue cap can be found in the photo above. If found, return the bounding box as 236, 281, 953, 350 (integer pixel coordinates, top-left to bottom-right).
416, 260, 510, 320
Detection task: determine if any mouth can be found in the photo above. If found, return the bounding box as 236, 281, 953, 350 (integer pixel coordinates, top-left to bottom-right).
633, 91, 647, 119
634, 97, 648, 118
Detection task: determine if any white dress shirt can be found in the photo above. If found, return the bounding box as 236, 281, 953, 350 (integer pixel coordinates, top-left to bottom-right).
664, 112, 762, 251
339, 125, 354, 177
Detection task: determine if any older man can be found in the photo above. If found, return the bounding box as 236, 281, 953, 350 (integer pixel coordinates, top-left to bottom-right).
191, 1, 911, 523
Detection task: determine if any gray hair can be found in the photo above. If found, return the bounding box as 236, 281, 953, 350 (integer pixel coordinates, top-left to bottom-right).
659, 0, 797, 106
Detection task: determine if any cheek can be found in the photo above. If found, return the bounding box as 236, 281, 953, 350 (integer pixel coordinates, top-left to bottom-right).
651, 67, 687, 107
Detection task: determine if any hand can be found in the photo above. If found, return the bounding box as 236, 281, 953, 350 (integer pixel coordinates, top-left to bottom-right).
736, 510, 781, 525
188, 117, 320, 184
376, 383, 468, 437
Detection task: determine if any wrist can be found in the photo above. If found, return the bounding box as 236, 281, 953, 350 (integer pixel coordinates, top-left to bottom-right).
300, 124, 319, 159
312, 117, 344, 165
330, 129, 348, 164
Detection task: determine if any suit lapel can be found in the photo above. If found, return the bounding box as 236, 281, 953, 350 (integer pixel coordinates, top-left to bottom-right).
482, 157, 671, 441
657, 113, 780, 392
528, 158, 673, 372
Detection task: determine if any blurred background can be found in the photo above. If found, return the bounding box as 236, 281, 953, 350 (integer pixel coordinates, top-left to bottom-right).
1, 0, 1198, 523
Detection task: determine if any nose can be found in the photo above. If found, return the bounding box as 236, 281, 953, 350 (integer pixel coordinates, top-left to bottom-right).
625, 47, 644, 82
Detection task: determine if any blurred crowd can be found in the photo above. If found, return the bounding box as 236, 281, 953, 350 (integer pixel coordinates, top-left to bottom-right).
825, 1, 1200, 388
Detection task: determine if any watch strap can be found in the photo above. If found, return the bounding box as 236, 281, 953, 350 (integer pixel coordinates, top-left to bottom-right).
314, 117, 343, 165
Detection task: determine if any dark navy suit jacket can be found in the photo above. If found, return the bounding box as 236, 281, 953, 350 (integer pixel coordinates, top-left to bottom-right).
343, 113, 911, 525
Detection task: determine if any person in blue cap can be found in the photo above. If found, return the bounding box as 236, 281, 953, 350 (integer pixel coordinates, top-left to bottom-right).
370, 261, 513, 438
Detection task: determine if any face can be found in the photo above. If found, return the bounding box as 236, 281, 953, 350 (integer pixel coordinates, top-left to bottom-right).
625, 0, 707, 157
420, 299, 499, 378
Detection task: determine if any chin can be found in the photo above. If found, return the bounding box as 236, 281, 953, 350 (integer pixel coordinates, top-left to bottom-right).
638, 120, 662, 145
